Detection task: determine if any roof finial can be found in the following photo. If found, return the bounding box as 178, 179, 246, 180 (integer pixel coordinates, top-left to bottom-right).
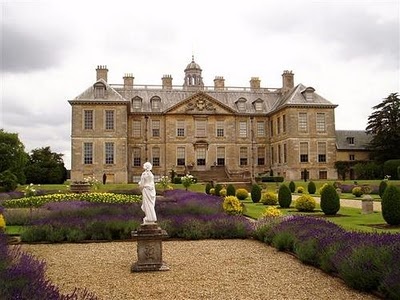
192, 54, 195, 62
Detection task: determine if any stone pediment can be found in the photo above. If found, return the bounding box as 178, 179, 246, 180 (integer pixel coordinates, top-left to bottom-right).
165, 92, 236, 114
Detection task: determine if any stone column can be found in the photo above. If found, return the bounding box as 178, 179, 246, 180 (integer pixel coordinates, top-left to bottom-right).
361, 195, 374, 214
131, 224, 170, 272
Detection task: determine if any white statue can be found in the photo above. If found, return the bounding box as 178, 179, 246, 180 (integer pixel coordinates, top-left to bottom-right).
138, 162, 157, 224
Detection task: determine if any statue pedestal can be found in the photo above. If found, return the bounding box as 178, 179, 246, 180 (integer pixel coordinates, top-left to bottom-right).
131, 224, 170, 272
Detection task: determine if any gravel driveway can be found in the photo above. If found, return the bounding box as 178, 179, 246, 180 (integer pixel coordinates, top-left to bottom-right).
21, 239, 378, 300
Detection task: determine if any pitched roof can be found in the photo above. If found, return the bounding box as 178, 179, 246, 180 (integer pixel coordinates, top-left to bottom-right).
335, 130, 372, 150
70, 81, 337, 114
271, 84, 337, 111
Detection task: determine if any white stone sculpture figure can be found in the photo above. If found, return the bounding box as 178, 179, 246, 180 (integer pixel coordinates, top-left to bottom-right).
138, 162, 157, 224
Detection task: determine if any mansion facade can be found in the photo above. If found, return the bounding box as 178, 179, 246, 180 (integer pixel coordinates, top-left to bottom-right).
69, 57, 340, 183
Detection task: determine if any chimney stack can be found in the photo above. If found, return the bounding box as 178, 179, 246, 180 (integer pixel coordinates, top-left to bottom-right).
162, 75, 173, 90
282, 70, 294, 93
123, 73, 134, 90
96, 65, 108, 82
214, 76, 225, 91
250, 77, 261, 91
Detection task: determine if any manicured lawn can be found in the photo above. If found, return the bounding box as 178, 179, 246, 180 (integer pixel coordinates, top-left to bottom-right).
242, 200, 400, 233
5, 225, 24, 235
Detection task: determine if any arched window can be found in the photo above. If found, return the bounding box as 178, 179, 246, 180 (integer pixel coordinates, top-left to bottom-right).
131, 96, 142, 111
150, 96, 161, 111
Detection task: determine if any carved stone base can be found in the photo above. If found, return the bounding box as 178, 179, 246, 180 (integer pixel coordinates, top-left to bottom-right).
131, 224, 170, 272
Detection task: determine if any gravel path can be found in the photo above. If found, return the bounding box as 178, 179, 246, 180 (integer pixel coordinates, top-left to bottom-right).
21, 240, 378, 300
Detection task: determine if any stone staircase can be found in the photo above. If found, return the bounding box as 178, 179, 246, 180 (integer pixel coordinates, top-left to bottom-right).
189, 166, 229, 183
189, 166, 251, 185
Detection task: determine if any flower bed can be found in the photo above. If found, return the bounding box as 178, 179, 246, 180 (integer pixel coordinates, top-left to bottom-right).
253, 215, 400, 299
0, 231, 98, 299
5, 190, 252, 243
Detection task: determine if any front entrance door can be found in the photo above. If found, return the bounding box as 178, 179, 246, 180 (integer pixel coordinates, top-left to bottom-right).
196, 147, 207, 170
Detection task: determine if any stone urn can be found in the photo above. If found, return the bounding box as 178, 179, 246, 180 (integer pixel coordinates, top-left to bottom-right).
70, 182, 91, 193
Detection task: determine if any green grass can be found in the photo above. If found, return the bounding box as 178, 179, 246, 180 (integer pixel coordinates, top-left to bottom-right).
5, 225, 24, 235
243, 201, 400, 233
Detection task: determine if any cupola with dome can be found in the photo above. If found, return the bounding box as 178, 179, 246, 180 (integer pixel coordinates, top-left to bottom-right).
183, 56, 204, 90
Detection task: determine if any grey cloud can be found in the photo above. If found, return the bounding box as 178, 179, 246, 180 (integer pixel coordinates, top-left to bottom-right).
1, 23, 70, 73
2, 98, 70, 127
246, 3, 399, 68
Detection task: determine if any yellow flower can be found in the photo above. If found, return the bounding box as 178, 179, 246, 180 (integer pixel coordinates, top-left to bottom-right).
0, 214, 6, 230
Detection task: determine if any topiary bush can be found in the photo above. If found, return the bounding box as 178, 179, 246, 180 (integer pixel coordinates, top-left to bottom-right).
289, 181, 296, 193
205, 183, 212, 194
320, 184, 340, 215
262, 206, 282, 218
294, 194, 316, 212
352, 186, 363, 197
278, 184, 292, 208
251, 184, 262, 203
379, 180, 388, 198
307, 181, 316, 194
219, 188, 227, 197
236, 188, 249, 201
381, 185, 400, 225
297, 186, 304, 194
214, 184, 223, 197
226, 184, 236, 196
319, 183, 329, 195
209, 188, 215, 195
261, 192, 278, 205
223, 196, 243, 215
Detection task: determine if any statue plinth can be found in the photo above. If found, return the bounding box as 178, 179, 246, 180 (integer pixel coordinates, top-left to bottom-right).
131, 224, 170, 272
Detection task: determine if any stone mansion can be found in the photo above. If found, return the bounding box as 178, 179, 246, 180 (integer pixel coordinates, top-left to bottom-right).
69, 57, 364, 183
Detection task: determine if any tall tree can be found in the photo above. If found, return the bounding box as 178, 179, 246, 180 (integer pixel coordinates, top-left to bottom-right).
366, 93, 400, 163
25, 146, 67, 184
0, 129, 28, 184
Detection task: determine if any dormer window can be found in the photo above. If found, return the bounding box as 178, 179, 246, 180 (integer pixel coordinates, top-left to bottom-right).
94, 82, 106, 99
253, 98, 264, 111
236, 98, 247, 112
132, 96, 142, 111
302, 87, 315, 102
151, 96, 161, 111
347, 137, 355, 145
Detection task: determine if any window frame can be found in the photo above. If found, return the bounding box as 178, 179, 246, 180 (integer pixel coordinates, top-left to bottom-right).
105, 142, 114, 165
83, 142, 93, 165
105, 110, 115, 131
84, 110, 93, 130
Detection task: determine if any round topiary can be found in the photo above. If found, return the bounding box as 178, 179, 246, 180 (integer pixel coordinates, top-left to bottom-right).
220, 188, 227, 197
226, 184, 236, 196
262, 206, 282, 218
205, 183, 212, 195
236, 188, 249, 200
251, 184, 262, 203
379, 180, 388, 198
352, 186, 363, 197
381, 185, 400, 225
289, 181, 296, 193
294, 194, 316, 212
214, 184, 223, 196
261, 192, 278, 205
307, 181, 316, 194
223, 196, 243, 215
320, 184, 340, 215
278, 184, 292, 208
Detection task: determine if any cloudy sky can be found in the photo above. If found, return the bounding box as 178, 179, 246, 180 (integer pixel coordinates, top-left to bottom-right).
1, 0, 399, 169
